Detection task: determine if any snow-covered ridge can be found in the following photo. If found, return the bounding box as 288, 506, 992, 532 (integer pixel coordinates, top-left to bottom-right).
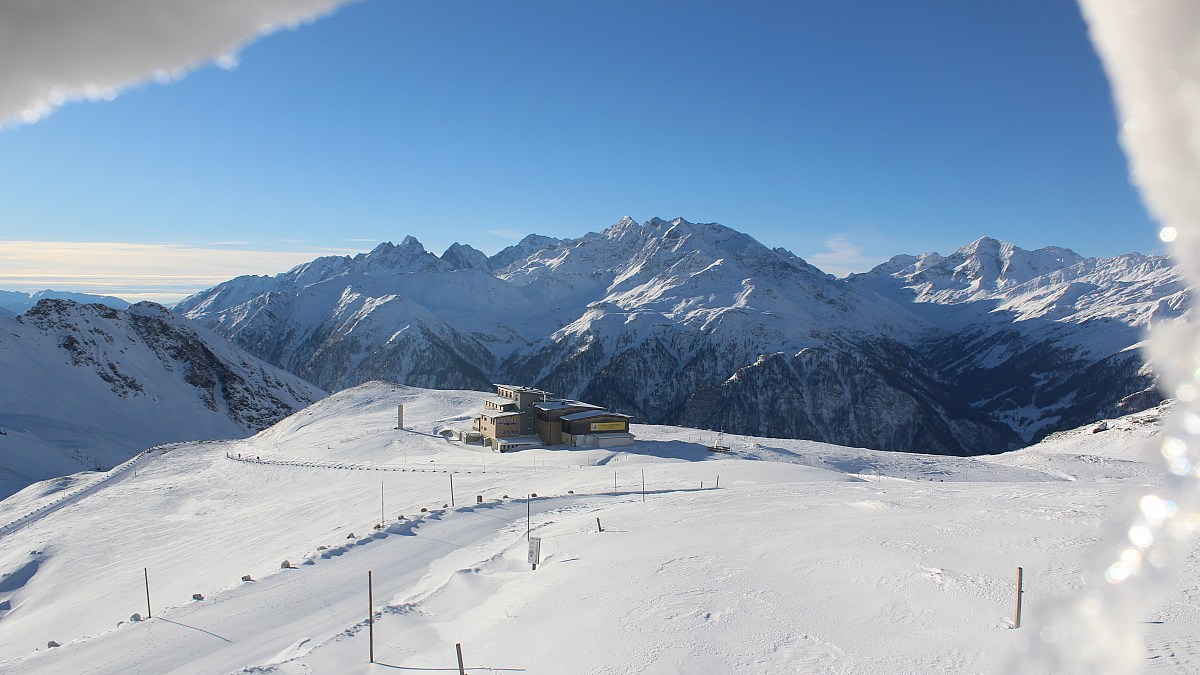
175, 218, 1185, 454
0, 299, 325, 498
856, 236, 1184, 324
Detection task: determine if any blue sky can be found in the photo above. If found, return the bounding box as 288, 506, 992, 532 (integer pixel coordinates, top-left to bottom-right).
0, 0, 1159, 301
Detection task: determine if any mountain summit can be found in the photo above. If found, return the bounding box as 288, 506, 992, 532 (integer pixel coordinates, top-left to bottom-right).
868, 237, 1087, 304
176, 218, 1186, 455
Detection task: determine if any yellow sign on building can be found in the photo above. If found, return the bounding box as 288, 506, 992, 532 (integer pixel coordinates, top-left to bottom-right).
590, 422, 625, 432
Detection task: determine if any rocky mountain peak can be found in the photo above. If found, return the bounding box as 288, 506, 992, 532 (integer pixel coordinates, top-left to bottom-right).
488, 234, 564, 272
863, 237, 1086, 303
366, 236, 428, 258
601, 217, 771, 261
126, 301, 173, 318
356, 237, 443, 276
952, 237, 1083, 285
608, 215, 640, 234
441, 242, 491, 272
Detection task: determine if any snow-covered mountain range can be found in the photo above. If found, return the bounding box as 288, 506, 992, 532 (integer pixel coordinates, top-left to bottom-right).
0, 289, 131, 316
0, 299, 324, 497
852, 237, 1184, 439
176, 217, 1187, 455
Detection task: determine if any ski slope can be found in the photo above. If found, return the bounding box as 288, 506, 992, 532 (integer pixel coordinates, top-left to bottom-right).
0, 383, 1191, 673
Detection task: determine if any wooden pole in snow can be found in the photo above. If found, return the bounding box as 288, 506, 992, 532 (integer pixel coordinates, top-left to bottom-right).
144, 567, 152, 619
1014, 566, 1024, 629
456, 643, 466, 675
369, 571, 375, 663
526, 494, 531, 539
596, 517, 603, 533
450, 473, 455, 507
380, 481, 385, 528
716, 475, 720, 489
641, 469, 645, 502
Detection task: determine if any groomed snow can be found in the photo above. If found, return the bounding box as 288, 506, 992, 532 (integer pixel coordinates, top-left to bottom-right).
0, 383, 1192, 673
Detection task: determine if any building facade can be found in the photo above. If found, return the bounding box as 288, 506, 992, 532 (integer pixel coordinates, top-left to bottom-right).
473, 384, 634, 451
476, 410, 523, 440
560, 410, 635, 447
532, 400, 603, 445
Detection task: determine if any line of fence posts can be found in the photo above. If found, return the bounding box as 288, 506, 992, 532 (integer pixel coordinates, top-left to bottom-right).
106, 471, 1010, 675
111, 457, 782, 664
118, 473, 1012, 675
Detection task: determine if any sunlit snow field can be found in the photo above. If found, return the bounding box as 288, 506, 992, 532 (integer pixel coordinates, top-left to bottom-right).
0, 383, 1192, 673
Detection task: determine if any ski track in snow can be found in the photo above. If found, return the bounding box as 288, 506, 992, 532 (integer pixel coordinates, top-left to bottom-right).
0, 384, 1190, 674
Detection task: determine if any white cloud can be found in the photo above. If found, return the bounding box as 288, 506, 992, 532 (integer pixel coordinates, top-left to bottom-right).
804, 234, 882, 277
486, 229, 529, 241
0, 0, 361, 126
0, 240, 361, 303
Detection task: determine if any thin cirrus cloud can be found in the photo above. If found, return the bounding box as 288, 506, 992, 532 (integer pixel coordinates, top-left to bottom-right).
0, 0, 361, 126
0, 241, 360, 303
805, 234, 883, 277
486, 229, 530, 241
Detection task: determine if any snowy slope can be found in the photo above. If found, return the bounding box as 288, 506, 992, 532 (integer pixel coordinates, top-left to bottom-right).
0, 383, 1188, 674
177, 219, 1184, 454
0, 299, 325, 498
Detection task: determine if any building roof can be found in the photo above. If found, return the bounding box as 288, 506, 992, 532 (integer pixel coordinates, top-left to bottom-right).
560, 409, 632, 422
484, 396, 517, 407
493, 384, 554, 396
495, 435, 541, 447
531, 399, 603, 412
482, 410, 523, 419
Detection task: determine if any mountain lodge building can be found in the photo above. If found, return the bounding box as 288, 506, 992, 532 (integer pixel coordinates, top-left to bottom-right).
473, 384, 634, 451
